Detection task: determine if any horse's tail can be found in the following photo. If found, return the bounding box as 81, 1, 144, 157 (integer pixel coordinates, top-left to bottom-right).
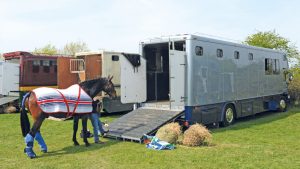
20, 92, 31, 137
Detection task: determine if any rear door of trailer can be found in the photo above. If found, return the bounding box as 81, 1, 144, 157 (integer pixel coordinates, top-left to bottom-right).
169, 40, 186, 110
120, 54, 147, 104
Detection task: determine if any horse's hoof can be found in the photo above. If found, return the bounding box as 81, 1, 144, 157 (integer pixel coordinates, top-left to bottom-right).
41, 150, 47, 153
24, 148, 36, 159
74, 141, 80, 146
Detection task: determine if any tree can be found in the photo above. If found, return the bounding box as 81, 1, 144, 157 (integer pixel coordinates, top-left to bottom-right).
62, 41, 89, 56
244, 30, 300, 64
33, 43, 59, 55
33, 41, 89, 56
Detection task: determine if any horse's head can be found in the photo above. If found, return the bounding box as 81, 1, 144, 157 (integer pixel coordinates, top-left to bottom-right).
102, 75, 117, 99
79, 76, 116, 99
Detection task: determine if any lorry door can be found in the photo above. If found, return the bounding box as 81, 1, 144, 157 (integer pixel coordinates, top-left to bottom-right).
169, 41, 186, 110
120, 53, 146, 103
0, 62, 19, 96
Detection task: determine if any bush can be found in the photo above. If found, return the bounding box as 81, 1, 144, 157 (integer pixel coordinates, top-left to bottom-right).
288, 68, 300, 106
182, 123, 212, 147
155, 122, 182, 144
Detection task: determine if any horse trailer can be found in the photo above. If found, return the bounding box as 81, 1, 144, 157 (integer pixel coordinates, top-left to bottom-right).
0, 61, 19, 113
107, 34, 290, 142
57, 50, 134, 113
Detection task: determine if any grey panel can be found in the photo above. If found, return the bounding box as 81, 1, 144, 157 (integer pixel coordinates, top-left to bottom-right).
107, 108, 183, 141
0, 96, 19, 105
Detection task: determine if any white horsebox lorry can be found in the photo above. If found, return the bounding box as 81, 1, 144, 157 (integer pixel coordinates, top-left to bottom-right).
106, 34, 290, 142
0, 61, 19, 113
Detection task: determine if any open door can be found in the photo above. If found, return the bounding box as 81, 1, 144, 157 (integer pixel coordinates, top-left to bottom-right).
169, 41, 186, 110
120, 53, 146, 103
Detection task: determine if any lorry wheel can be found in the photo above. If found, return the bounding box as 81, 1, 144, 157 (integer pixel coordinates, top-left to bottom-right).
221, 104, 236, 127
278, 99, 287, 112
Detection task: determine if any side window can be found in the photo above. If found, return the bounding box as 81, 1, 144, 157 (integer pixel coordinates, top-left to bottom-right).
283, 54, 287, 61
70, 59, 85, 73
248, 53, 253, 60
273, 59, 280, 74
51, 61, 57, 73
234, 51, 240, 59
174, 41, 186, 51
265, 58, 272, 75
112, 55, 119, 61
42, 60, 50, 73
195, 46, 203, 56
217, 49, 223, 58
32, 60, 40, 73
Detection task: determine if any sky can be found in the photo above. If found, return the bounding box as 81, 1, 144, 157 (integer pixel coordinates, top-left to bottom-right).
0, 0, 299, 54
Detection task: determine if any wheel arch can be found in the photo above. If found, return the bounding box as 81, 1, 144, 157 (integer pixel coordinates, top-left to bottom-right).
220, 102, 237, 122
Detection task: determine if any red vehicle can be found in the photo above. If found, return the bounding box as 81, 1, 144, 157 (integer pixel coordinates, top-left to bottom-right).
3, 51, 64, 98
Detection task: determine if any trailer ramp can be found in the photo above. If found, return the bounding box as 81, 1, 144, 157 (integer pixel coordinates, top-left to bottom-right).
0, 96, 19, 106
106, 108, 184, 142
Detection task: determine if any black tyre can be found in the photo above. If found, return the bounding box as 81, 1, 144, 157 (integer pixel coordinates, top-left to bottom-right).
220, 104, 236, 127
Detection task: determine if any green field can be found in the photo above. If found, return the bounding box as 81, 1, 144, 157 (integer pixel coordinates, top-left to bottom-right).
0, 109, 299, 169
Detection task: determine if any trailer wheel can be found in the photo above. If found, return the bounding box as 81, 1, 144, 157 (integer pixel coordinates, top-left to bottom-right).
221, 104, 236, 127
278, 99, 287, 112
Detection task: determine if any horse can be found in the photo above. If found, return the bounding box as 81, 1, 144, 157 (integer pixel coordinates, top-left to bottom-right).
20, 76, 116, 159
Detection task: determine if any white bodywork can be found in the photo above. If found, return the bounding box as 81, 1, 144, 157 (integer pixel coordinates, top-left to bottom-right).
0, 61, 19, 96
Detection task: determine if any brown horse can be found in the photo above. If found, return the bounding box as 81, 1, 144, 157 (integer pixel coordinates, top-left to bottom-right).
20, 76, 116, 159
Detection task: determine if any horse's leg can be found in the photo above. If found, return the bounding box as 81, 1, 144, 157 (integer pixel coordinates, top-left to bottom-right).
35, 130, 47, 153
24, 112, 45, 158
82, 114, 90, 147
73, 115, 80, 146
34, 113, 47, 153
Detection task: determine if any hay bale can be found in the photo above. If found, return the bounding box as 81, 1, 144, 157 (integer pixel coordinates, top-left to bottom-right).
4, 106, 17, 114
155, 122, 182, 144
182, 123, 212, 147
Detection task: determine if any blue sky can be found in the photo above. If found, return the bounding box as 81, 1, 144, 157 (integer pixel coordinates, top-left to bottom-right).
0, 0, 299, 53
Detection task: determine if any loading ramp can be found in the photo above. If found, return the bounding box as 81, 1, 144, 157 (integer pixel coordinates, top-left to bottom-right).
0, 96, 19, 106
106, 108, 184, 142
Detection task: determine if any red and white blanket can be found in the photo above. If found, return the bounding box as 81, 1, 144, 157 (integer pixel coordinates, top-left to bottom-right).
33, 84, 92, 115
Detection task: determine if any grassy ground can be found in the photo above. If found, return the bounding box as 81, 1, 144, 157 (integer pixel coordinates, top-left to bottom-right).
0, 109, 299, 169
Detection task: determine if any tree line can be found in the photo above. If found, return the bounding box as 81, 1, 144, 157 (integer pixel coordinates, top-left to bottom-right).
33, 41, 89, 56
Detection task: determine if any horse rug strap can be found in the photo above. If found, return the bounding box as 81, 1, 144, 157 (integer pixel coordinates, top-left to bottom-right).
33, 84, 92, 114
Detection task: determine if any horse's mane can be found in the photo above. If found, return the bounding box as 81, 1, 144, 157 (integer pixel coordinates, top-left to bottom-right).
79, 77, 106, 88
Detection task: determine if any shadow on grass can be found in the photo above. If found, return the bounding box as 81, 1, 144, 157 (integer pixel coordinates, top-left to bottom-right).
212, 107, 299, 133
41, 140, 120, 158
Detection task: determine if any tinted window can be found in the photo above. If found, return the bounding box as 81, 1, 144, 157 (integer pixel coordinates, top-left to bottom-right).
273, 59, 280, 74
174, 41, 186, 51
112, 55, 119, 61
265, 58, 272, 75
217, 49, 223, 58
248, 53, 253, 60
32, 60, 40, 73
195, 46, 203, 56
234, 51, 240, 59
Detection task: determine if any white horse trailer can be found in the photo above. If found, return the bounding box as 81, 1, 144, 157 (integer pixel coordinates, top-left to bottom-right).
107, 34, 290, 142
74, 50, 134, 113
0, 61, 19, 113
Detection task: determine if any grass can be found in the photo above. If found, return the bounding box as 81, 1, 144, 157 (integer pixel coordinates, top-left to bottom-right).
0, 109, 300, 169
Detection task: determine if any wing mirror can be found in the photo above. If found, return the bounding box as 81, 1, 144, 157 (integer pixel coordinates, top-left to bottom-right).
288, 73, 293, 82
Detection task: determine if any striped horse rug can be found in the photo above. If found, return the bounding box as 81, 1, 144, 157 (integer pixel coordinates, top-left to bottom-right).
33, 84, 92, 115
